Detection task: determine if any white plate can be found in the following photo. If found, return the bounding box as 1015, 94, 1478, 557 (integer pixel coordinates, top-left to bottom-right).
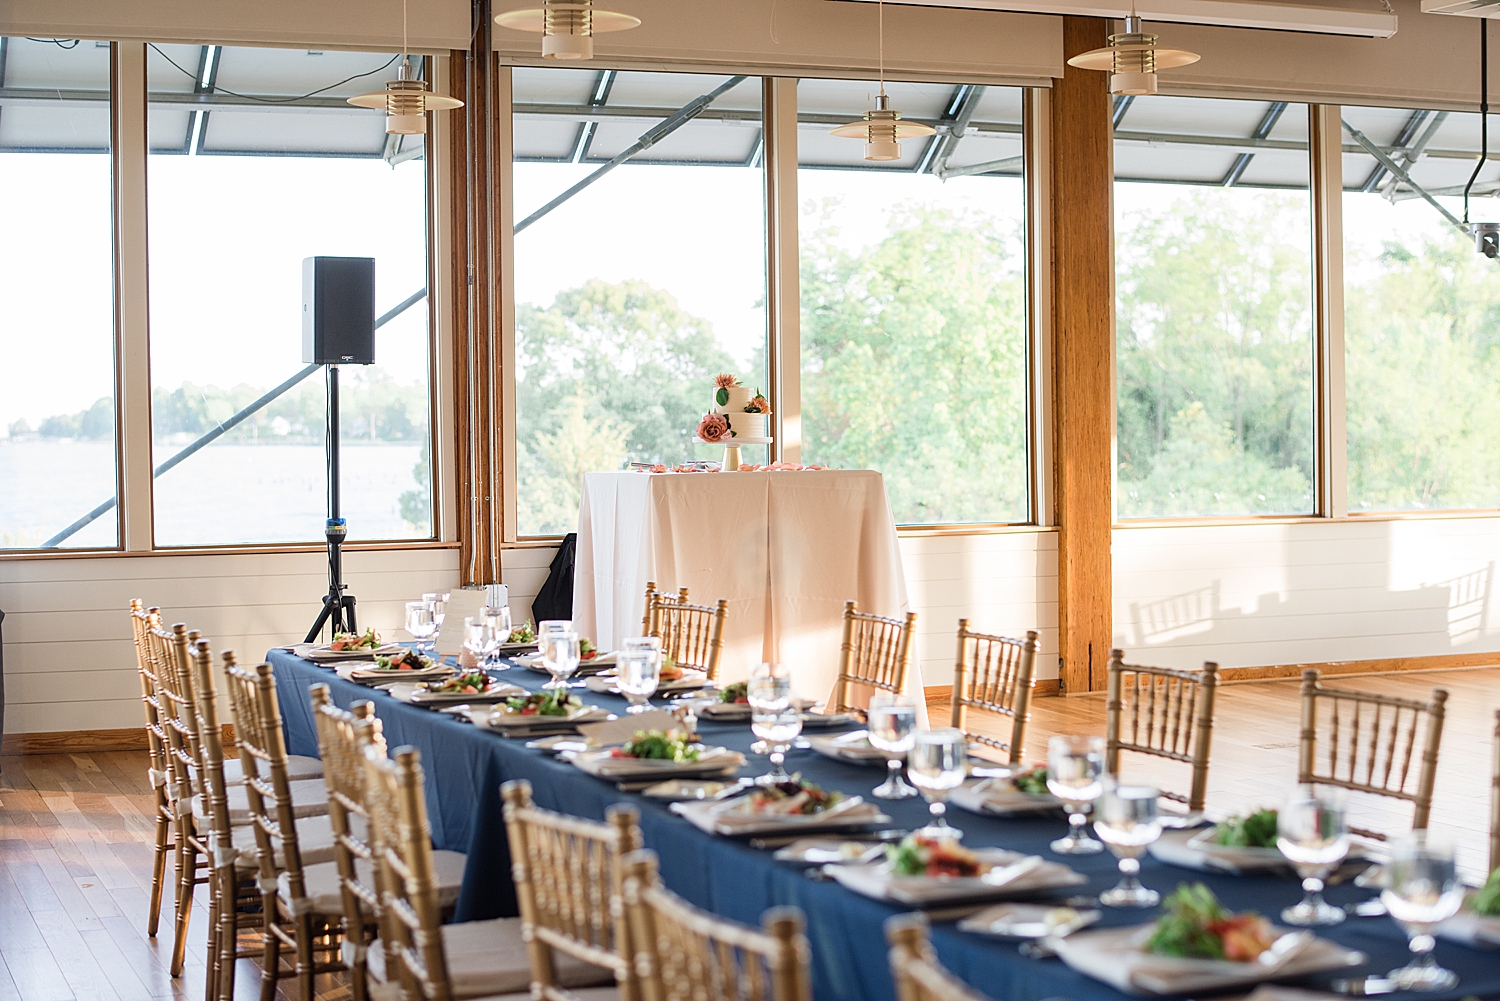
948, 777, 1062, 816
826, 849, 1086, 906
567, 745, 745, 781
772, 838, 890, 865
585, 672, 710, 695
382, 681, 525, 705
339, 663, 454, 684
640, 779, 743, 802
476, 704, 610, 730
957, 902, 1101, 939
304, 642, 406, 662
807, 731, 889, 764
672, 795, 888, 837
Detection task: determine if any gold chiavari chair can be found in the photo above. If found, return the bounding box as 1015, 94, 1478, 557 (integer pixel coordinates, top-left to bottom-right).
1491, 709, 1500, 874
885, 914, 993, 1001
225, 658, 347, 1001
641, 581, 679, 635
1297, 668, 1447, 841
649, 588, 729, 682
621, 849, 812, 1001
501, 779, 640, 1001
368, 753, 610, 1001
128, 600, 176, 940
832, 600, 917, 718
951, 622, 1038, 766
1105, 650, 1219, 816
310, 686, 388, 1001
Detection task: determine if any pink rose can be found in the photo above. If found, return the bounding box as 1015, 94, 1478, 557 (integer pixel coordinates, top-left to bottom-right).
697, 413, 731, 443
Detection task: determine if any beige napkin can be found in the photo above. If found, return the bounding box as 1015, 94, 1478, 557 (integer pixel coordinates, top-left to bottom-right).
1148, 828, 1289, 875
1051, 925, 1364, 996
569, 746, 745, 780
826, 850, 1087, 906
949, 778, 1062, 816
473, 704, 611, 731
337, 663, 453, 684
575, 709, 681, 747
807, 731, 887, 764
671, 796, 887, 836
584, 673, 709, 696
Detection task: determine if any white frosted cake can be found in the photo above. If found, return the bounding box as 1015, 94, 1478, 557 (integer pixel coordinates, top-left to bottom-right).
726, 411, 769, 438
713, 384, 754, 414
710, 374, 772, 441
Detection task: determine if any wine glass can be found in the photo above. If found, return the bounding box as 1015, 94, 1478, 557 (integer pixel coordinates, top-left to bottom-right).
1381, 832, 1465, 991
1276, 786, 1350, 926
867, 693, 918, 799
1046, 735, 1105, 855
538, 619, 572, 640
462, 615, 498, 670
484, 606, 513, 668
405, 601, 436, 656
908, 729, 969, 839
539, 629, 581, 691
617, 647, 660, 714
1094, 779, 1163, 907
749, 664, 800, 785
423, 592, 448, 653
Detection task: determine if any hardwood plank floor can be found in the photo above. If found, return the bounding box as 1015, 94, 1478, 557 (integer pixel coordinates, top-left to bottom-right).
1, 667, 1496, 1001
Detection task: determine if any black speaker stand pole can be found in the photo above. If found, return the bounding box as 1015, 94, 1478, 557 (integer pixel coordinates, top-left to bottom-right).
305, 364, 358, 642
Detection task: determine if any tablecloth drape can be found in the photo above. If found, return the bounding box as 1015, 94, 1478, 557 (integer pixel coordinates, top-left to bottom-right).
269, 649, 1500, 1001
572, 470, 919, 704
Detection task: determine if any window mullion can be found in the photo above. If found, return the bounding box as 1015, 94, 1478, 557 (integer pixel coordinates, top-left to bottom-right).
1311, 103, 1348, 519
765, 77, 801, 465
112, 42, 153, 552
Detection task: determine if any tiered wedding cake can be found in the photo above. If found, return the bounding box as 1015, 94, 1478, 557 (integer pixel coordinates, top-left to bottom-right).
711, 374, 771, 439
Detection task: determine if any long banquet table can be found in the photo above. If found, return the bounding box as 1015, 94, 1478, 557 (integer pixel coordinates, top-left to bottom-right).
269, 648, 1500, 1001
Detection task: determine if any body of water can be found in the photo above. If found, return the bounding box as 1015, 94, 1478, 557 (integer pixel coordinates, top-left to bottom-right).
1, 440, 428, 549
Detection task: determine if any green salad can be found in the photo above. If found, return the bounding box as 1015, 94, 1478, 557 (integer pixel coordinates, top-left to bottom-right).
720, 681, 749, 704
1213, 808, 1279, 848
1144, 883, 1277, 962
614, 729, 700, 762
503, 691, 583, 717
508, 621, 536, 644
1473, 868, 1500, 916
1012, 766, 1049, 795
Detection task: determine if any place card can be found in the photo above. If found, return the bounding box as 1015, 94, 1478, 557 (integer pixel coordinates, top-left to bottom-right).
435, 587, 489, 656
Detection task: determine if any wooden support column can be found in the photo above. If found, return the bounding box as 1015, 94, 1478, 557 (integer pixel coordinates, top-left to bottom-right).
1051, 17, 1114, 694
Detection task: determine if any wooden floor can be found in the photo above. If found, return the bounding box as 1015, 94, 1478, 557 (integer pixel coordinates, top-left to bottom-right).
1, 666, 1496, 1001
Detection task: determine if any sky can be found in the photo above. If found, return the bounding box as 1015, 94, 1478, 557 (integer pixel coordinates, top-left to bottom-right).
0, 141, 1485, 431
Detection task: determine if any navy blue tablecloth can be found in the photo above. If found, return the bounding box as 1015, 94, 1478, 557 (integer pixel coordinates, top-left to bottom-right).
268, 649, 1500, 1001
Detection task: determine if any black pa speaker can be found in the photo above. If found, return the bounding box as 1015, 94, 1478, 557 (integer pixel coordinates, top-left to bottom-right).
302, 256, 376, 365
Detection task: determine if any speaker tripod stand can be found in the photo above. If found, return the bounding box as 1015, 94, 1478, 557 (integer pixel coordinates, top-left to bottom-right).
305, 364, 358, 642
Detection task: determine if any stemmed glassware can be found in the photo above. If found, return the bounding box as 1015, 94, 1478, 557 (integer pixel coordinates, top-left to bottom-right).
462, 615, 501, 671
617, 645, 660, 714
868, 693, 918, 799
539, 628, 581, 691
423, 592, 448, 651
1094, 779, 1163, 907
1276, 786, 1350, 926
1381, 832, 1465, 992
405, 600, 437, 656
908, 729, 969, 839
749, 663, 801, 785
1046, 735, 1105, 855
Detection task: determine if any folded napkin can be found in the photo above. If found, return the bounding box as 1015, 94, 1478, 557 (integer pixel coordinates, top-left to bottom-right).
575, 709, 680, 747
584, 673, 709, 695
382, 681, 526, 705
514, 652, 617, 674
473, 704, 611, 731
1051, 925, 1363, 996
807, 731, 888, 764
670, 795, 886, 836
948, 778, 1062, 817
826, 850, 1086, 906
1437, 907, 1500, 948
569, 745, 745, 780
1148, 827, 1288, 875
337, 663, 454, 684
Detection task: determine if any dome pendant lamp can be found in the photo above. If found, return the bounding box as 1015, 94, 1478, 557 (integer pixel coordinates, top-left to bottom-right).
348, 0, 463, 134
1066, 4, 1200, 96
495, 0, 642, 61
829, 0, 935, 161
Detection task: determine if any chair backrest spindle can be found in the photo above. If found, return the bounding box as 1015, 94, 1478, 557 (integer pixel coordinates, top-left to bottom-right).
950, 622, 1038, 764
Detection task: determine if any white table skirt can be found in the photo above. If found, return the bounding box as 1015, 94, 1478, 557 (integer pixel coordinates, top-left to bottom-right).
572, 469, 923, 708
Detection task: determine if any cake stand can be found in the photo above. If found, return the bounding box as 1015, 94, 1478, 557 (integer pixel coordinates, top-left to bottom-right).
694, 435, 772, 471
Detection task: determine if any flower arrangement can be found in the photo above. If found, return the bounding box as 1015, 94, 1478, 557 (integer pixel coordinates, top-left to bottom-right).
714, 373, 741, 407
696, 412, 731, 443
745, 394, 771, 414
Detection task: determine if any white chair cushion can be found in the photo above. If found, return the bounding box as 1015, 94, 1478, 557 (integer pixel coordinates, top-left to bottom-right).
222, 754, 322, 785
279, 850, 468, 915
231, 812, 368, 868
192, 777, 330, 824
364, 918, 615, 999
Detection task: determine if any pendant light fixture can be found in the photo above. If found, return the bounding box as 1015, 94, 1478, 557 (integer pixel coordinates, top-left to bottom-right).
348, 0, 463, 134
494, 0, 642, 61
829, 0, 935, 161
1066, 4, 1200, 96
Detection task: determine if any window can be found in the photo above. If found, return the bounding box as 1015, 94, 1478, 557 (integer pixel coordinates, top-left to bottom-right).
1114, 96, 1315, 518
512, 69, 768, 536
0, 38, 117, 550
145, 44, 433, 547
798, 80, 1030, 525
1342, 106, 1500, 511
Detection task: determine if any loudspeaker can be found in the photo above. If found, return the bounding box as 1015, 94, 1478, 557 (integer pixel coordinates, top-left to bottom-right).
302, 256, 376, 365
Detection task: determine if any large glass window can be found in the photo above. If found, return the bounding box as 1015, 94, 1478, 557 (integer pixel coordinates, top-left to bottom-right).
1342, 106, 1500, 511
146, 45, 432, 547
797, 80, 1029, 525
0, 38, 117, 550
512, 69, 767, 536
1114, 96, 1315, 518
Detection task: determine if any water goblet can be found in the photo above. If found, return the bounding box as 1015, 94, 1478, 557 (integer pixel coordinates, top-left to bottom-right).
908, 729, 969, 839
422, 592, 448, 654
462, 615, 498, 671
617, 647, 660, 714
538, 619, 572, 640
749, 665, 800, 785
405, 600, 436, 655
867, 693, 918, 799
484, 606, 513, 668
1276, 786, 1350, 926
1046, 735, 1105, 855
1094, 779, 1163, 907
539, 629, 581, 691
1381, 832, 1465, 991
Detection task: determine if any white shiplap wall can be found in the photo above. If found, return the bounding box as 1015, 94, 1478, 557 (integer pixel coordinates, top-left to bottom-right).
1113, 517, 1500, 671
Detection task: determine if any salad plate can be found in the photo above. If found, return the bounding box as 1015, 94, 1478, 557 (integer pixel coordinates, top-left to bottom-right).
338, 662, 455, 684
476, 693, 611, 731
957, 903, 1101, 939
948, 772, 1061, 817
1438, 873, 1500, 947
826, 838, 1085, 906
640, 778, 744, 802
807, 731, 890, 765
671, 781, 888, 837
385, 674, 526, 706
305, 643, 406, 663
566, 731, 744, 781
772, 838, 890, 865
585, 671, 710, 696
